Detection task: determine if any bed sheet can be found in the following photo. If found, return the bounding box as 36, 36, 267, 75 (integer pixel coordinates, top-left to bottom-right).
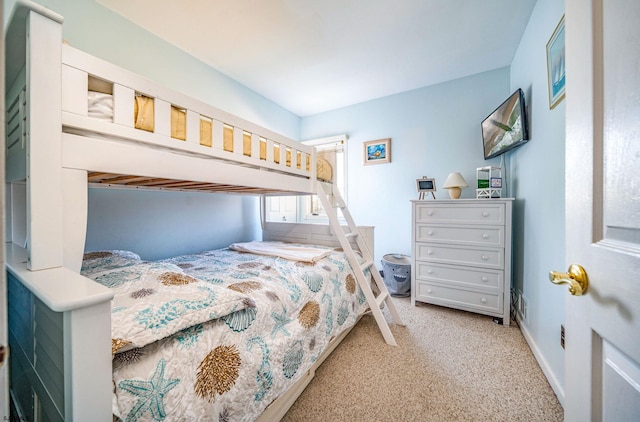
82, 244, 371, 422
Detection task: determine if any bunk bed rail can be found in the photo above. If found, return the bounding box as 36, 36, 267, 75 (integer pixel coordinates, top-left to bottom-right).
61, 45, 317, 182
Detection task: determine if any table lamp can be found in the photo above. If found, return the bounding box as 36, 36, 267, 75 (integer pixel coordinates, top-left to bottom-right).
443, 172, 468, 199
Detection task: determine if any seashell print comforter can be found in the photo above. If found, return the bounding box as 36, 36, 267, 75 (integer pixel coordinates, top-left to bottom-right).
81, 244, 371, 421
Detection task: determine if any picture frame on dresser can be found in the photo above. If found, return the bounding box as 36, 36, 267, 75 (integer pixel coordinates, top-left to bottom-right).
410, 199, 513, 325
416, 176, 436, 200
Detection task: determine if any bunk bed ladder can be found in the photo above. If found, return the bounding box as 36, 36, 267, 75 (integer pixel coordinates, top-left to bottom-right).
317, 184, 404, 346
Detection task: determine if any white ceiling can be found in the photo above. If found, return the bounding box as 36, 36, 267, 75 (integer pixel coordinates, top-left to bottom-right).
97, 0, 537, 117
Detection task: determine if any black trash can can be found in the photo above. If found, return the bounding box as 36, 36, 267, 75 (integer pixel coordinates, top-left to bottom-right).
380, 254, 411, 297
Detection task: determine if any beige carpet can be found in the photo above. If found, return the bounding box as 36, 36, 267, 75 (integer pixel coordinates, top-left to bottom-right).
282, 297, 563, 422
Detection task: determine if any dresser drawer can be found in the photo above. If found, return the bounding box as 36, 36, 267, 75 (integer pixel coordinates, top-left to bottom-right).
415, 224, 504, 247
415, 262, 503, 291
415, 243, 504, 269
415, 203, 505, 225
415, 281, 503, 313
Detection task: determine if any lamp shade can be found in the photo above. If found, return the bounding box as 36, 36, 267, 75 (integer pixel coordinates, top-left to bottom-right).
443, 172, 469, 189
442, 172, 468, 199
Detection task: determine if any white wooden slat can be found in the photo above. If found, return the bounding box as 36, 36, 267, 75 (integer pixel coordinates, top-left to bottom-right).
233, 126, 243, 155
266, 139, 275, 163
251, 134, 261, 160
186, 110, 199, 145
6, 90, 22, 150
61, 64, 87, 116
5, 69, 27, 182
154, 98, 171, 137
112, 84, 134, 127
310, 149, 318, 181
279, 143, 287, 168
291, 148, 298, 170
212, 119, 224, 151
304, 152, 311, 175
6, 67, 26, 118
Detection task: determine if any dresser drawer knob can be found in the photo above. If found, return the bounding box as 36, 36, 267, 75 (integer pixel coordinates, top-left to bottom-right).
427, 250, 433, 255
482, 234, 489, 239
427, 211, 434, 216
427, 269, 433, 274
481, 255, 488, 261
481, 297, 487, 303
482, 211, 489, 217
427, 289, 433, 294
428, 231, 434, 236
481, 276, 488, 282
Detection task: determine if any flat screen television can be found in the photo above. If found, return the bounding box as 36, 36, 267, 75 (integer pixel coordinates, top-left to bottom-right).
481, 88, 529, 160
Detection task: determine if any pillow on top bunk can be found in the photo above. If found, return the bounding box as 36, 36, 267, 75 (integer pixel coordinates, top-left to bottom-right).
81, 250, 142, 277
87, 91, 114, 121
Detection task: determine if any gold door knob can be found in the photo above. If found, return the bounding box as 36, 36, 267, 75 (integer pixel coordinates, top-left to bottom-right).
549, 264, 589, 295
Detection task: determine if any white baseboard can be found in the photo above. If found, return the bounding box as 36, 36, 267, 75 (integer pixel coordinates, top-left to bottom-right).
516, 314, 565, 408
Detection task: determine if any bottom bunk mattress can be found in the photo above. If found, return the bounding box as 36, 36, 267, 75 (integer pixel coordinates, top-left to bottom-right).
81, 242, 372, 421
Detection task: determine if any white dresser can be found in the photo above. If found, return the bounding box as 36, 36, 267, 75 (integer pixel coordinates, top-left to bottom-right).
411, 199, 513, 325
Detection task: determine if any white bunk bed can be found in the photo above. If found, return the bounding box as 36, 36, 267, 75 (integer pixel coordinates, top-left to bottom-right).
4, 2, 404, 421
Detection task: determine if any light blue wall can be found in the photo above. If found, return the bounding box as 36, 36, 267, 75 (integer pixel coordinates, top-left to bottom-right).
301, 68, 511, 265
509, 0, 566, 403
85, 188, 260, 261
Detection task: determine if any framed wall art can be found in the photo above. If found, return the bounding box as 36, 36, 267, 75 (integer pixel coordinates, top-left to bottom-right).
546, 15, 566, 109
363, 138, 391, 165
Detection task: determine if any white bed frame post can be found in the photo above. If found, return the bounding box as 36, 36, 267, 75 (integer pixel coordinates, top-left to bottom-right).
64, 300, 112, 421
25, 9, 64, 271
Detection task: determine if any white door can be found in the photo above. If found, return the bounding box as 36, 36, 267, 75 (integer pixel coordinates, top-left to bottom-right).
0, 3, 9, 416
265, 196, 298, 222
562, 1, 640, 420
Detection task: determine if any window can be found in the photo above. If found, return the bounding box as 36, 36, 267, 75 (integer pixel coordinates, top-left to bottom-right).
265, 135, 347, 223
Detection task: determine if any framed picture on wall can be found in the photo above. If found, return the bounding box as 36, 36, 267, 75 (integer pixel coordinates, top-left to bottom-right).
363, 138, 391, 165
546, 15, 566, 109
